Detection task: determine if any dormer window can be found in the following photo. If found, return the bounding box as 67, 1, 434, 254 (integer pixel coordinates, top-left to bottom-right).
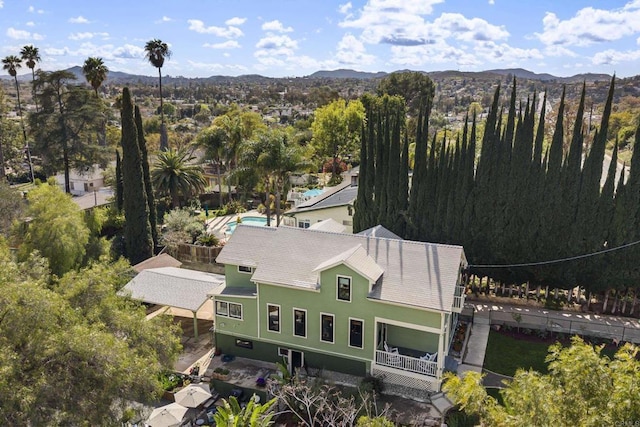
337, 276, 351, 302
238, 265, 253, 274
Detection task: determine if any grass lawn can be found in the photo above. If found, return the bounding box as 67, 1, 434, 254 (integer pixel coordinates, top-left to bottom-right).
483, 330, 622, 377
483, 330, 552, 376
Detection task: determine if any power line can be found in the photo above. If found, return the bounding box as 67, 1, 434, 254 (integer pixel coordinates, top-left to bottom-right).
468, 239, 640, 269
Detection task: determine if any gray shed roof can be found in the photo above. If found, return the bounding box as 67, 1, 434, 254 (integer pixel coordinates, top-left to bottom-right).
216, 225, 466, 312
122, 267, 225, 312
357, 225, 402, 240
308, 218, 346, 233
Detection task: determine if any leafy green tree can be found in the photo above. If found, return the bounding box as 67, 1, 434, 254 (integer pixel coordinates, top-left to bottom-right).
160, 208, 206, 252
0, 248, 181, 425
120, 87, 153, 265
444, 337, 640, 427
20, 45, 40, 112
377, 71, 435, 117
197, 125, 226, 207
0, 180, 25, 236
17, 182, 89, 276
311, 98, 364, 182
82, 56, 109, 97
151, 148, 206, 209
115, 149, 124, 212
29, 70, 108, 192
213, 395, 276, 427
144, 39, 171, 150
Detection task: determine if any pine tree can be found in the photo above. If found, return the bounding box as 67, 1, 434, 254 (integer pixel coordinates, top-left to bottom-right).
120, 87, 153, 265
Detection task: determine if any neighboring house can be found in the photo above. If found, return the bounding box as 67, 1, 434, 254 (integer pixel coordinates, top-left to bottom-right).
212, 224, 467, 393
55, 166, 106, 196
282, 179, 357, 232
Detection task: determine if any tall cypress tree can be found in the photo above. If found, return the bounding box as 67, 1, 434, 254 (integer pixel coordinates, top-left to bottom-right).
115, 149, 124, 212
120, 87, 153, 265
135, 105, 158, 249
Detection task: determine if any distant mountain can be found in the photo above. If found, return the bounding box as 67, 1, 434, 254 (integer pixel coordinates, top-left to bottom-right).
485, 68, 611, 83
308, 69, 388, 79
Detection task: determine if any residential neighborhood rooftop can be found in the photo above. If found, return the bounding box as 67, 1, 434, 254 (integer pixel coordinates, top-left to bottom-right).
216, 225, 466, 311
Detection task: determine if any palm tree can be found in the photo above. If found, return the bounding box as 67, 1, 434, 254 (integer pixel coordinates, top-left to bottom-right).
144, 39, 171, 151
20, 45, 40, 112
151, 148, 206, 209
82, 57, 109, 97
3, 55, 33, 182
196, 126, 226, 208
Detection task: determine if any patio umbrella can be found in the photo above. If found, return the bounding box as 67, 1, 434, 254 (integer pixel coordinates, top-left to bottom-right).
174, 383, 212, 408
147, 402, 189, 427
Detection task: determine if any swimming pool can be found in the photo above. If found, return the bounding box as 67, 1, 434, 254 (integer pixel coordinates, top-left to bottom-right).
225, 216, 268, 234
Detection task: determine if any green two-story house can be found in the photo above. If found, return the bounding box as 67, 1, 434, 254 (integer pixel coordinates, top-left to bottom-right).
212, 224, 467, 392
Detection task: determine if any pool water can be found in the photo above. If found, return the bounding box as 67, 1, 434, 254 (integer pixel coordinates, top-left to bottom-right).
226, 216, 268, 234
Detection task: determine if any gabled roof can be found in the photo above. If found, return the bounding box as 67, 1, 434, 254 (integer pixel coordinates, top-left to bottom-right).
313, 244, 383, 283
133, 253, 183, 273
216, 225, 466, 312
122, 267, 224, 312
357, 225, 402, 240
308, 218, 346, 233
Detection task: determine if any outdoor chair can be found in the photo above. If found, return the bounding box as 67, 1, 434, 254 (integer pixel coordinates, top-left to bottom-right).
383, 341, 398, 353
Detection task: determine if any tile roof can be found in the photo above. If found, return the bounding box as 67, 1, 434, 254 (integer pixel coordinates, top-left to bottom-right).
122, 267, 225, 311
216, 225, 466, 312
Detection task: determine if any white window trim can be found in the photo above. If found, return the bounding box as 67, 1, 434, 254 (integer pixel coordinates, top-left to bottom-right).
336, 275, 352, 303
238, 265, 253, 274
267, 303, 281, 334
320, 312, 335, 344
216, 300, 243, 320
293, 307, 307, 339
229, 302, 243, 320
348, 317, 365, 349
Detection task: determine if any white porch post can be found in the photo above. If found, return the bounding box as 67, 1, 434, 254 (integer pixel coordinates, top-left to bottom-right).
192, 311, 199, 340
438, 313, 445, 378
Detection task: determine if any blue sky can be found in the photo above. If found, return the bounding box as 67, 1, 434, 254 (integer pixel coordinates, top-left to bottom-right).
1, 0, 640, 78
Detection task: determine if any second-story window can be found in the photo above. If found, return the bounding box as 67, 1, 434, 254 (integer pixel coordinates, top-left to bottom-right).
337, 276, 351, 302
268, 304, 280, 332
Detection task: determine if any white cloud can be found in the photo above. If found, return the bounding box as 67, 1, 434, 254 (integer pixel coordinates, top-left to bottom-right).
225, 17, 246, 26
203, 40, 241, 49
335, 34, 376, 65
544, 45, 578, 57
489, 0, 495, 4
155, 16, 172, 23
592, 48, 640, 65
255, 34, 298, 57
68, 16, 90, 24
187, 19, 243, 38
6, 27, 43, 40
340, 0, 445, 45
28, 6, 44, 14
338, 2, 352, 14
43, 42, 144, 61
26, 21, 34, 27
69, 32, 109, 41
0, 1, 3, 8
432, 13, 509, 42
390, 41, 480, 67
536, 3, 640, 47
187, 60, 248, 73
262, 20, 293, 33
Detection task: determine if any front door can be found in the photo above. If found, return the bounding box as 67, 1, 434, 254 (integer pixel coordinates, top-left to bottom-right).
291, 350, 304, 374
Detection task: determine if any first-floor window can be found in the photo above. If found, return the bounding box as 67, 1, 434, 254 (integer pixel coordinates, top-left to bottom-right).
321, 313, 334, 343
293, 308, 306, 337
268, 304, 280, 332
298, 219, 310, 229
349, 318, 364, 349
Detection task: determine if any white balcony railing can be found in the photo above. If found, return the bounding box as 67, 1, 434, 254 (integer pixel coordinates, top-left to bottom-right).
452, 285, 465, 312
375, 350, 438, 377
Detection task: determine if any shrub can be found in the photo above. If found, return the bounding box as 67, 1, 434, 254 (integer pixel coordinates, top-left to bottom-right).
158, 371, 182, 391
359, 374, 385, 395
196, 233, 219, 247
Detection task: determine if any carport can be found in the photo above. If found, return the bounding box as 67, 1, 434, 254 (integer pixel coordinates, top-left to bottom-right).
122, 266, 225, 340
